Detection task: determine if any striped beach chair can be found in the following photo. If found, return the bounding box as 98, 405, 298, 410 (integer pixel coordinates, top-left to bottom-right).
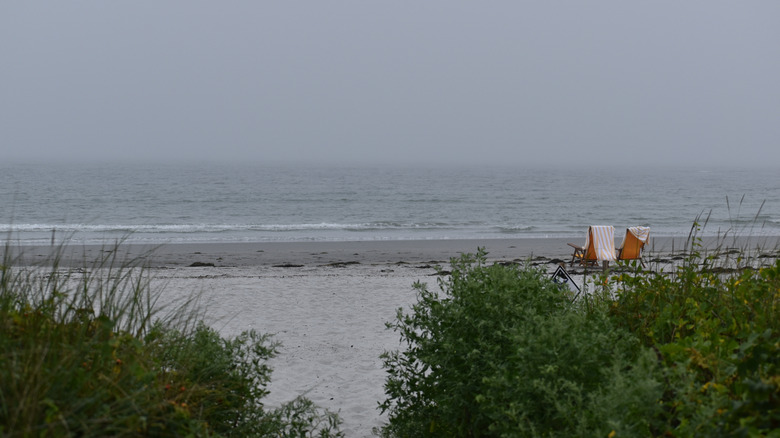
568, 225, 616, 271
616, 226, 650, 266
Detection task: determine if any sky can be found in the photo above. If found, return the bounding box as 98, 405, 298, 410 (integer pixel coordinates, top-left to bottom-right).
2, 1, 779, 167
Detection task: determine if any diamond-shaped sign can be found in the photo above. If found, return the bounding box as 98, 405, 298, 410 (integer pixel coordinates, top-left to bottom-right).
551, 265, 580, 298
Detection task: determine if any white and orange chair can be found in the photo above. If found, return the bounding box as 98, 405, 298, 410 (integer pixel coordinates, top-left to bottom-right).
616, 226, 650, 266
567, 225, 616, 272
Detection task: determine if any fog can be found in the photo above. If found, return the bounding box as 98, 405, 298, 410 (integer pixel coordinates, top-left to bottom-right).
2, 1, 779, 167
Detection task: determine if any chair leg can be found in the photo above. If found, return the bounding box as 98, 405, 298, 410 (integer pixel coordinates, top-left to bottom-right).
570, 249, 582, 267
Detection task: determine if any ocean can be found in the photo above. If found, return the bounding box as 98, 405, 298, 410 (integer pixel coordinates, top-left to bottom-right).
2, 162, 778, 245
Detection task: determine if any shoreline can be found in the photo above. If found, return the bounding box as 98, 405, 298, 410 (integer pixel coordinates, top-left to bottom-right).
5, 235, 778, 269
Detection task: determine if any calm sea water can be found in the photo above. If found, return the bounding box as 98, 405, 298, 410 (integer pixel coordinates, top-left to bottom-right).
2, 162, 778, 245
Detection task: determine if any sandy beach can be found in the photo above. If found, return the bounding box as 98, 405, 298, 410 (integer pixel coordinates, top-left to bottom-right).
6, 236, 779, 436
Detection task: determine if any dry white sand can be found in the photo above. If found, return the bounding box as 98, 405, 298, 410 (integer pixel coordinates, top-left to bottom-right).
152, 264, 429, 437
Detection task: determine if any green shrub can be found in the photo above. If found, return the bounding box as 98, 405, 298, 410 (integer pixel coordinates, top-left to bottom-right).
379, 250, 663, 437
609, 244, 780, 436
0, 244, 342, 437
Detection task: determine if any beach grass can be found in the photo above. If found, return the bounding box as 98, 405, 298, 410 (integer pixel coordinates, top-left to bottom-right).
0, 241, 343, 437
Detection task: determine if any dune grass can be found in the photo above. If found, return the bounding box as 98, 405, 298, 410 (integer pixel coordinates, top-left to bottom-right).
0, 242, 342, 437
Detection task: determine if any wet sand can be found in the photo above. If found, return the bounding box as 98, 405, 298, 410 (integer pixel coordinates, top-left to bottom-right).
5, 235, 710, 269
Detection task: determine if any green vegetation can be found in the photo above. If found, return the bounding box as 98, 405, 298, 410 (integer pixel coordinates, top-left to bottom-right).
609, 235, 780, 436
0, 245, 342, 437
380, 240, 779, 437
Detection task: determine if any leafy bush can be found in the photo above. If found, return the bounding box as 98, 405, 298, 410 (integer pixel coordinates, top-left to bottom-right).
149, 323, 343, 437
0, 244, 342, 437
379, 250, 663, 437
148, 323, 278, 436
609, 240, 780, 436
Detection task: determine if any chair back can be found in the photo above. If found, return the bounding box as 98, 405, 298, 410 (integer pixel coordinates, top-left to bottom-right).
585, 225, 616, 262
618, 226, 650, 260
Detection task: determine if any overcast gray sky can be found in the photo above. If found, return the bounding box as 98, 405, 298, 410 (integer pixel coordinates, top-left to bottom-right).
2, 1, 779, 167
